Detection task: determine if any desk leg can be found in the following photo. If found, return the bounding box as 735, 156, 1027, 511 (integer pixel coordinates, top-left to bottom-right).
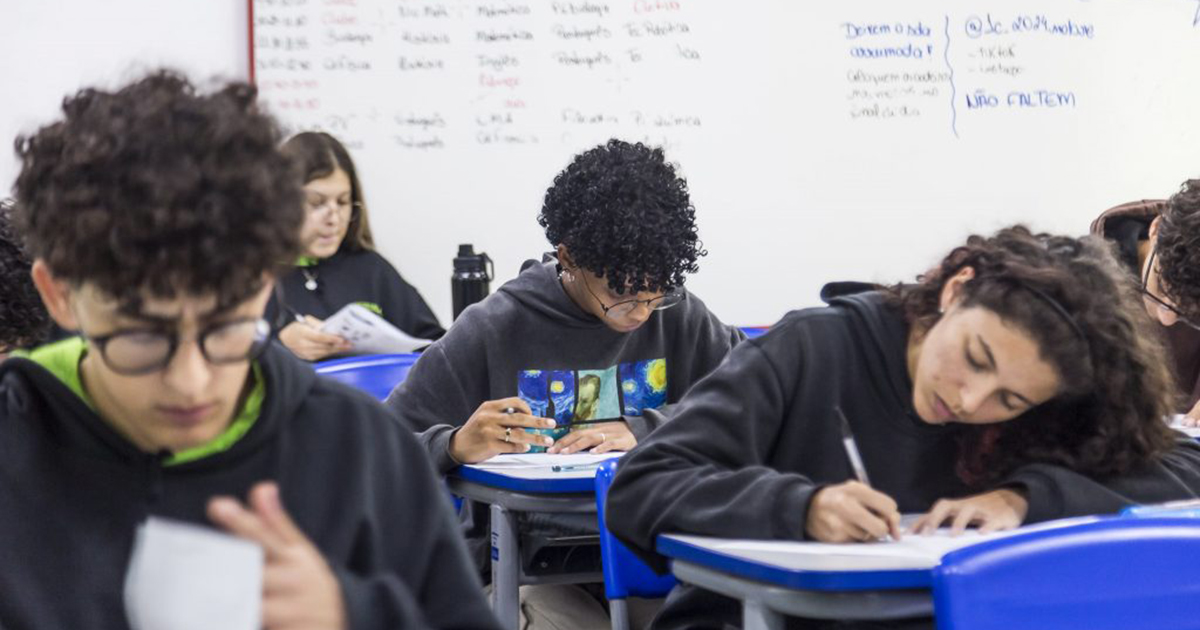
491, 503, 520, 630
744, 599, 785, 630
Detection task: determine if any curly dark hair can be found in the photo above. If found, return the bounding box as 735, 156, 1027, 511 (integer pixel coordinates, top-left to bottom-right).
1155, 179, 1200, 318
888, 225, 1177, 486
280, 131, 375, 252
538, 139, 705, 294
13, 70, 303, 312
0, 200, 50, 351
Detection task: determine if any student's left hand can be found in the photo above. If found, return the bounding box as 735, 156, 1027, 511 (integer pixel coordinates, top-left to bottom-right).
548, 421, 636, 454
208, 482, 347, 630
908, 488, 1028, 536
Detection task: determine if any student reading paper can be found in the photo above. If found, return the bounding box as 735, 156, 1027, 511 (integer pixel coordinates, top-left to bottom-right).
0, 71, 499, 630
607, 226, 1200, 630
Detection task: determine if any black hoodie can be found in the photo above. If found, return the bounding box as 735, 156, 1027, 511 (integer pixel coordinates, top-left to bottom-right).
0, 343, 500, 630
607, 291, 1200, 630
267, 249, 446, 342
386, 256, 744, 573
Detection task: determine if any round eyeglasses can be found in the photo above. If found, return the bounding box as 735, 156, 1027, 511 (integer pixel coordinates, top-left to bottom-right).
81, 317, 272, 376
1141, 249, 1200, 331
579, 272, 683, 319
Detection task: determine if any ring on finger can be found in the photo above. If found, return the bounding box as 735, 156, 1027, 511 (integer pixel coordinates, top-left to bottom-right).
598, 432, 606, 443
504, 427, 512, 443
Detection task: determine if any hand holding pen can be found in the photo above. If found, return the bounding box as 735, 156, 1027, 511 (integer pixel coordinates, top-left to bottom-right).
448, 398, 558, 464
803, 407, 902, 543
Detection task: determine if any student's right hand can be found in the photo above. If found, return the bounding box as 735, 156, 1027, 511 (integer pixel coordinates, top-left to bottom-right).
805, 481, 902, 543
279, 316, 352, 361
449, 398, 558, 463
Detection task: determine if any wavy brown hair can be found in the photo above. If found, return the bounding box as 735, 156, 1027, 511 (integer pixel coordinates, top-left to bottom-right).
280, 131, 375, 253
1156, 179, 1200, 318
888, 226, 1178, 486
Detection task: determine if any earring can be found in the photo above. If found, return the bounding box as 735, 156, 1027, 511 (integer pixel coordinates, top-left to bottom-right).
562, 269, 575, 283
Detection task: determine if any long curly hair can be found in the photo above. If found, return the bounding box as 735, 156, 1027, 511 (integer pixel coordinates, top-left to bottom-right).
0, 200, 50, 351
538, 139, 705, 294
1156, 179, 1200, 318
280, 131, 375, 252
13, 70, 303, 312
888, 226, 1178, 486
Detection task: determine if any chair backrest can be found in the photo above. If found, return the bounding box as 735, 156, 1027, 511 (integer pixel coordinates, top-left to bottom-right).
313, 353, 420, 401
594, 459, 678, 600
739, 326, 770, 339
932, 518, 1200, 630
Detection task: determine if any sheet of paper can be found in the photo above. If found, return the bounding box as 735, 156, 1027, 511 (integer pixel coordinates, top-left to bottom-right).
1167, 414, 1200, 438
667, 516, 1100, 572
320, 303, 432, 354
473, 452, 624, 470
124, 517, 263, 630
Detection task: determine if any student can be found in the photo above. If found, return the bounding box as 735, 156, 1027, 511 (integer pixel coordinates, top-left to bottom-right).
268, 131, 445, 361
0, 199, 50, 359
386, 139, 744, 627
1, 71, 499, 629
1091, 182, 1200, 423
607, 226, 1200, 630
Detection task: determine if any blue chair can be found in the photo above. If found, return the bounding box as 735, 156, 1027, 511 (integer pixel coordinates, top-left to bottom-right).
932, 518, 1200, 630
313, 353, 420, 401
595, 459, 677, 630
739, 326, 770, 339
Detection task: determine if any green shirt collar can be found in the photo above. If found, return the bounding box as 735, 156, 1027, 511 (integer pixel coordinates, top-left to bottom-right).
26, 336, 265, 466
296, 256, 320, 267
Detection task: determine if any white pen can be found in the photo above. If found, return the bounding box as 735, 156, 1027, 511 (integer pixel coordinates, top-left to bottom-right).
834, 406, 871, 487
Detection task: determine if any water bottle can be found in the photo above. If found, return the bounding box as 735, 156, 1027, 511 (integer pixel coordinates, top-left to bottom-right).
451, 244, 493, 320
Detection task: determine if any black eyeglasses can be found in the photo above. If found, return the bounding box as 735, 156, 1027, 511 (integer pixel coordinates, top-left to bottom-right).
578, 272, 683, 319
1141, 249, 1200, 331
81, 317, 272, 376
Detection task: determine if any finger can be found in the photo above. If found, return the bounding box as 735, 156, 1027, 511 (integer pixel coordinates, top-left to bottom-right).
850, 487, 902, 533
1184, 415, 1200, 428
491, 398, 533, 416
496, 426, 552, 448
249, 482, 307, 546
493, 412, 556, 430
977, 515, 1011, 535
841, 500, 892, 541
949, 505, 977, 536
563, 431, 605, 455
915, 501, 953, 535
208, 496, 286, 556
547, 430, 585, 454
303, 315, 325, 327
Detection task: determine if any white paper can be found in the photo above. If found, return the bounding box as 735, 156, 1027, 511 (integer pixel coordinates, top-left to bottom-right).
320, 303, 432, 354
124, 517, 263, 630
473, 452, 624, 470
1167, 414, 1200, 438
667, 516, 1099, 572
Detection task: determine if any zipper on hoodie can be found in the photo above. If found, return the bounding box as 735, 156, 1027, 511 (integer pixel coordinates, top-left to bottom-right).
144, 450, 171, 508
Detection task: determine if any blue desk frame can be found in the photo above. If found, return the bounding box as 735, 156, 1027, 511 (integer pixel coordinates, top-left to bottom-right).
448, 467, 603, 630
656, 535, 933, 630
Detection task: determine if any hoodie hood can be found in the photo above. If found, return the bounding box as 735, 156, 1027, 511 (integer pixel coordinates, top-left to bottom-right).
0, 342, 317, 470
494, 254, 616, 329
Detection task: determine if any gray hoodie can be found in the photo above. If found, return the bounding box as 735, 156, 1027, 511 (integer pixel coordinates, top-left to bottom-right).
387, 256, 744, 473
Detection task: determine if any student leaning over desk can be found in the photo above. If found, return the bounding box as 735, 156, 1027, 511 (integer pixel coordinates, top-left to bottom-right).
0, 72, 499, 630
1092, 181, 1200, 425
266, 131, 445, 361
607, 226, 1200, 630
386, 139, 744, 628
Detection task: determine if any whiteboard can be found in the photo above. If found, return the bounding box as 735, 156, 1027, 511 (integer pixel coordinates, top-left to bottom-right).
252, 0, 1200, 326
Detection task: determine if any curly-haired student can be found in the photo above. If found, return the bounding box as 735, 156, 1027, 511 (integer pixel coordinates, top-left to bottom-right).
1092, 180, 1200, 424
386, 139, 744, 628
0, 200, 50, 358
1, 71, 498, 629
267, 131, 445, 361
607, 226, 1200, 630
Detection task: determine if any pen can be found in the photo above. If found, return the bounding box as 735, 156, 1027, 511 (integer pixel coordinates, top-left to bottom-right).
834, 406, 871, 487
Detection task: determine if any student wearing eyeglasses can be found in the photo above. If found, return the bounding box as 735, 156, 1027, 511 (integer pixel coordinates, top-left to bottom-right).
386, 139, 744, 628
1092, 180, 1200, 424
0, 72, 500, 629
267, 131, 445, 361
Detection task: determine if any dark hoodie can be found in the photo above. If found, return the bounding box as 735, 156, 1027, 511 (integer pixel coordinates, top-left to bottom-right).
0, 342, 500, 630
267, 249, 446, 343
1092, 200, 1200, 411
385, 256, 744, 572
607, 291, 1200, 630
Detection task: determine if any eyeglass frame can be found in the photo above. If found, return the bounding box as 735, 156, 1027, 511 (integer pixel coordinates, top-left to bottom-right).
303, 193, 360, 219
1140, 248, 1200, 331
576, 270, 683, 319
80, 316, 273, 376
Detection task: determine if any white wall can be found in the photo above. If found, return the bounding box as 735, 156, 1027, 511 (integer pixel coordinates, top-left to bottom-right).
1, 0, 249, 190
